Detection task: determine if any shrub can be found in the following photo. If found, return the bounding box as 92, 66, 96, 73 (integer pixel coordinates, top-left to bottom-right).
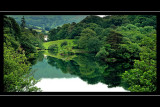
61, 41, 68, 47
48, 44, 58, 52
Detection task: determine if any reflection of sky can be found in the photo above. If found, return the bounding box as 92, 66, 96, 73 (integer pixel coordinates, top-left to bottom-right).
32, 53, 129, 92
35, 77, 129, 92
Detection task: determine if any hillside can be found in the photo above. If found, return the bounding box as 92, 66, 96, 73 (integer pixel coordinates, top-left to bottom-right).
8, 15, 88, 30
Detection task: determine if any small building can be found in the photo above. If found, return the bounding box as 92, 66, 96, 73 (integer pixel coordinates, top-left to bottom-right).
44, 35, 48, 41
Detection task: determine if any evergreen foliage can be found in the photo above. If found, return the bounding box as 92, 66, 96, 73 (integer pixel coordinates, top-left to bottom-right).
47, 15, 156, 92
4, 15, 157, 92
3, 16, 43, 92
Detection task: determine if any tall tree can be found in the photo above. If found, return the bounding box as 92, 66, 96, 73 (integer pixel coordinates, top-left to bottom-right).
21, 16, 26, 29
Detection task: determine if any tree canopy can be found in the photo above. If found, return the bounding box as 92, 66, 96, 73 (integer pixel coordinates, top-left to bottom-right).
4, 15, 157, 92
47, 15, 156, 92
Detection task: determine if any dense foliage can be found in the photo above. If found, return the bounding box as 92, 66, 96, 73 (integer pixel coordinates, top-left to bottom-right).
3, 16, 43, 92
48, 15, 157, 92
4, 15, 156, 92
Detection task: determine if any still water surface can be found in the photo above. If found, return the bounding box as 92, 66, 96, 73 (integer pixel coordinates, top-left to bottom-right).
31, 51, 129, 92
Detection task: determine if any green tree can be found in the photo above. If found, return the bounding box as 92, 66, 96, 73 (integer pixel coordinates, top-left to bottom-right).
96, 46, 109, 59
105, 30, 123, 49
48, 28, 59, 41
4, 42, 40, 92
102, 15, 129, 28
87, 37, 102, 52
19, 32, 37, 54
80, 28, 96, 37
21, 16, 26, 29
3, 15, 45, 92
122, 33, 156, 92
4, 16, 21, 41
61, 41, 68, 47
78, 28, 98, 52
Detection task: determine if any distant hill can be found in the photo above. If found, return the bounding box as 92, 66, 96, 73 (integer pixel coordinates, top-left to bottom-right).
7, 15, 88, 30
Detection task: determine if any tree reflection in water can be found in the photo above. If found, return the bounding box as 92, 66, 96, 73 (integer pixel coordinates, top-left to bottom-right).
46, 52, 132, 90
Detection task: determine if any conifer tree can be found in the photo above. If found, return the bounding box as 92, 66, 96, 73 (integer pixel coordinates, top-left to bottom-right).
21, 16, 26, 29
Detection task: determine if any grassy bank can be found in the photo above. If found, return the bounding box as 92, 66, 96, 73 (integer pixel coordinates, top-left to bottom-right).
42, 39, 87, 61
43, 39, 84, 53
42, 39, 76, 61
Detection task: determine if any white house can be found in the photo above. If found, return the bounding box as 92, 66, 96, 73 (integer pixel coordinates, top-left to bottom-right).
44, 35, 48, 41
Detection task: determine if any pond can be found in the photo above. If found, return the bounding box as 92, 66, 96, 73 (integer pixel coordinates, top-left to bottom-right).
30, 51, 130, 92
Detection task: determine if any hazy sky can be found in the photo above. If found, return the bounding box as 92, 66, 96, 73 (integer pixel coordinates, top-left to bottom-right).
96, 15, 108, 17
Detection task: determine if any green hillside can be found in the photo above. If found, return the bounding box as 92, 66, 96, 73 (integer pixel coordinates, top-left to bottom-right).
8, 15, 88, 30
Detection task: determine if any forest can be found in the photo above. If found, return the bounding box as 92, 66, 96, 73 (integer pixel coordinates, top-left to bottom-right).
3, 15, 157, 92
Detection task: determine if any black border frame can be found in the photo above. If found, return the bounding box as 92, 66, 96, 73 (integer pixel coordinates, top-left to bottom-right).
0, 11, 159, 96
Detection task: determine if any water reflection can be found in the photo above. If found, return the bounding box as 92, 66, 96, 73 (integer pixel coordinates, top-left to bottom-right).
31, 51, 130, 92
31, 55, 77, 80
35, 78, 129, 92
